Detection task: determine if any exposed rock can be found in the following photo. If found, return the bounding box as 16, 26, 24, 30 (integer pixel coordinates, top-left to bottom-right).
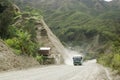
35, 19, 66, 64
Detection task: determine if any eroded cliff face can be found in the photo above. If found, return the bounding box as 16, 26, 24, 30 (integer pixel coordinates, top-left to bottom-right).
35, 19, 67, 64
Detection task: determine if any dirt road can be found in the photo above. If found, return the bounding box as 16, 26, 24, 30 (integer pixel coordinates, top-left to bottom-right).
0, 60, 110, 80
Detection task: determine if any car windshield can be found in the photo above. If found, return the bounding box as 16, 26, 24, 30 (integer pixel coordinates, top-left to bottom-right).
73, 57, 82, 61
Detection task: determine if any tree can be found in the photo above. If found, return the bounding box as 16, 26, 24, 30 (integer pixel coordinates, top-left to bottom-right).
0, 0, 15, 38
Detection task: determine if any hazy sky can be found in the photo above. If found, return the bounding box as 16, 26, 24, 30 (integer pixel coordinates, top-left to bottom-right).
104, 0, 113, 2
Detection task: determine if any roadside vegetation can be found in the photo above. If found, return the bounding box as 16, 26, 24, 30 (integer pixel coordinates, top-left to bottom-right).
97, 40, 120, 74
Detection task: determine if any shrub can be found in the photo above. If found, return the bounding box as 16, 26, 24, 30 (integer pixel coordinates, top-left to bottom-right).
111, 54, 120, 74
5, 38, 21, 55
5, 27, 38, 56
36, 55, 44, 64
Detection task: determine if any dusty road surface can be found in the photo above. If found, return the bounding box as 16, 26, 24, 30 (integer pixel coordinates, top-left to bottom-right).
0, 60, 110, 80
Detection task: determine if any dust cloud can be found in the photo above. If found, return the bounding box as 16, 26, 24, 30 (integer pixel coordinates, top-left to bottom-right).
64, 48, 83, 65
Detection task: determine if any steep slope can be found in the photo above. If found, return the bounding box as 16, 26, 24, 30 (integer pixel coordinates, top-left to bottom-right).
0, 39, 39, 71
35, 18, 67, 64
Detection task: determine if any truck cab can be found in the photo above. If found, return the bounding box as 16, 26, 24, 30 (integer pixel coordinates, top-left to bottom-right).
73, 56, 83, 66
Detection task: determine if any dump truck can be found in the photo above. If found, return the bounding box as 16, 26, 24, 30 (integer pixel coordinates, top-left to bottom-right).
38, 47, 54, 64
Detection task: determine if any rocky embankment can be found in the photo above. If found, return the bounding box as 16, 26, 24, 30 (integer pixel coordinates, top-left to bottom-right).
0, 39, 39, 71
35, 19, 68, 64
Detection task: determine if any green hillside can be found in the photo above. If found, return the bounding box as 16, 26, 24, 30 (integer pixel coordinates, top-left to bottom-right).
13, 0, 120, 47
